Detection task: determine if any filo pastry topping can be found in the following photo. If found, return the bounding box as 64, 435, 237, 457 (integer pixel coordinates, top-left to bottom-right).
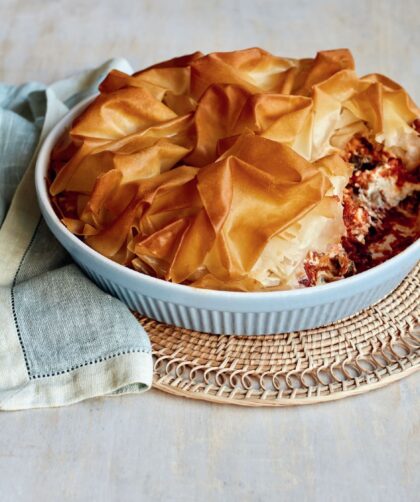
48, 48, 419, 290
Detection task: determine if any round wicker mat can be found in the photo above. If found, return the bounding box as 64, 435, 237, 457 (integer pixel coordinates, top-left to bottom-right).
136, 263, 419, 406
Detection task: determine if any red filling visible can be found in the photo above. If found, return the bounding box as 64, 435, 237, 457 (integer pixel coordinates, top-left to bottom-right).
301, 133, 420, 286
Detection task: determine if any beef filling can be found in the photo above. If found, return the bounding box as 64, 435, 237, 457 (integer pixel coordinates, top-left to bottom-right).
300, 134, 420, 286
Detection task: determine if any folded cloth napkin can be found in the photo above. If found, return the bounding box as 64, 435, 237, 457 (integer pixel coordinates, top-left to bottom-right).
0, 60, 153, 410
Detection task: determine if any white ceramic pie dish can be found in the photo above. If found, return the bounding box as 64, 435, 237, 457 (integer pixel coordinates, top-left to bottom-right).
35, 96, 420, 335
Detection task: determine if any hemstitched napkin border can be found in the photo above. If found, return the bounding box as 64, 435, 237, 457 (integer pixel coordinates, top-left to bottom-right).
0, 60, 153, 410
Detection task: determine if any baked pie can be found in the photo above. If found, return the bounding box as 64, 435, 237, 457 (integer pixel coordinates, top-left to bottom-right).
48, 48, 420, 291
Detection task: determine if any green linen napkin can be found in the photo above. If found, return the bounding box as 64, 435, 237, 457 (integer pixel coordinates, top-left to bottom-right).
0, 60, 153, 410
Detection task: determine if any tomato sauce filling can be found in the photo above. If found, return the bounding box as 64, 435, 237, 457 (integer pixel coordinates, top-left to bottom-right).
301, 133, 420, 286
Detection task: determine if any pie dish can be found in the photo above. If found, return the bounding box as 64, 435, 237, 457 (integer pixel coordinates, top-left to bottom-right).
35, 49, 420, 334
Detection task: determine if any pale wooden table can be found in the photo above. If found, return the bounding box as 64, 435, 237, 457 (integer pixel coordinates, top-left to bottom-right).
0, 1, 419, 501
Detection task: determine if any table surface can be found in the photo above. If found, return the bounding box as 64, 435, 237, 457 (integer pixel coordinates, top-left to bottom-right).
1, 1, 419, 501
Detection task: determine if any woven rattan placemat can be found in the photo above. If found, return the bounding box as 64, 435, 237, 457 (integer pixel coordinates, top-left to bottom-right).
136, 264, 419, 406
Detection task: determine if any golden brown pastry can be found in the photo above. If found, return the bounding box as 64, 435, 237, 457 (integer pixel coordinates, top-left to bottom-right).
48, 48, 420, 291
